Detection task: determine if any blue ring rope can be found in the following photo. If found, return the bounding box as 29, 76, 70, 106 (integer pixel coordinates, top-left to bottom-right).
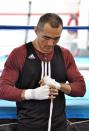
0, 25, 89, 30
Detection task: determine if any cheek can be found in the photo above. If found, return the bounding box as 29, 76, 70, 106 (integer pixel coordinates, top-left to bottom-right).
40, 40, 47, 47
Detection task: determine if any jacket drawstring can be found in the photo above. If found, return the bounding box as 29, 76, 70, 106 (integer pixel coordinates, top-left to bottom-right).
41, 61, 53, 131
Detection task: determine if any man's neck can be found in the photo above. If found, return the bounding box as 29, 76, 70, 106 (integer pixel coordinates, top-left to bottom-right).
32, 39, 53, 54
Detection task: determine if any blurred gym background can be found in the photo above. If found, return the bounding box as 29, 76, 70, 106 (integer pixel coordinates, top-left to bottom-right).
0, 0, 89, 130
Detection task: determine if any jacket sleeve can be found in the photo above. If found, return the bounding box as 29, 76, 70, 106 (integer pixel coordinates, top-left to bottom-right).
62, 48, 86, 97
0, 47, 26, 101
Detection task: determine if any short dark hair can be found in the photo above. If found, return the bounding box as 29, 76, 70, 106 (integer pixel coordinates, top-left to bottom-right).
37, 13, 63, 30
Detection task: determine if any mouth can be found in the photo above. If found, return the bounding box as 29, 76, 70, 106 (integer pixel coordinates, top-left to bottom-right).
43, 46, 54, 52
45, 45, 54, 49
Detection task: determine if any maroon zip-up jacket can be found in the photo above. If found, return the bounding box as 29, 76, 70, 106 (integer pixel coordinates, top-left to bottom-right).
0, 43, 86, 101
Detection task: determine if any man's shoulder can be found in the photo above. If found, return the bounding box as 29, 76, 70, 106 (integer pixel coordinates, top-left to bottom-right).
14, 44, 26, 51
56, 45, 71, 54
11, 44, 26, 55
14, 42, 32, 52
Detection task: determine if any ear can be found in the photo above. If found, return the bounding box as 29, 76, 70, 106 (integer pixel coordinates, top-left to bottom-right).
34, 26, 39, 35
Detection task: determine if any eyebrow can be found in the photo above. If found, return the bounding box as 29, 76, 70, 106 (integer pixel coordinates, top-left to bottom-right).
43, 35, 60, 40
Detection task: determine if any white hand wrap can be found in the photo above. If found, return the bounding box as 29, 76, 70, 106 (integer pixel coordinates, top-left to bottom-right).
43, 76, 61, 90
24, 85, 50, 100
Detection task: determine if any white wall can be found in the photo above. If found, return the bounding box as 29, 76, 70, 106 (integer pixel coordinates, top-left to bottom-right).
0, 0, 89, 56
78, 0, 89, 48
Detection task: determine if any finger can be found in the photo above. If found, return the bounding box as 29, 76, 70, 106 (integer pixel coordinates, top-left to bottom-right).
49, 92, 58, 96
39, 79, 44, 84
48, 95, 56, 99
39, 80, 45, 86
50, 88, 58, 93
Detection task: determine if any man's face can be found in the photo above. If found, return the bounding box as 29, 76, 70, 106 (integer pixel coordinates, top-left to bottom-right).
35, 23, 62, 53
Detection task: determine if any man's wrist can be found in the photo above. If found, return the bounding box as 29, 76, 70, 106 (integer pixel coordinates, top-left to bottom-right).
58, 83, 61, 90
21, 90, 25, 100
51, 80, 61, 90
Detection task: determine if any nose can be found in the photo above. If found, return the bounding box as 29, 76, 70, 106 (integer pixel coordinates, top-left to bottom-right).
47, 39, 55, 46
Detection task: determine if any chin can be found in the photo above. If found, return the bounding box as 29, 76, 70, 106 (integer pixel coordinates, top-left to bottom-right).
44, 49, 53, 53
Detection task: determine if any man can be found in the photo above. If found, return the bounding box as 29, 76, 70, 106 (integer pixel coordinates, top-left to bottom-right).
0, 13, 86, 131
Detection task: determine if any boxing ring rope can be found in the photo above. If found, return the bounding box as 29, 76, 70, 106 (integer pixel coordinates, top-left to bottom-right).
0, 25, 89, 30
0, 12, 79, 16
